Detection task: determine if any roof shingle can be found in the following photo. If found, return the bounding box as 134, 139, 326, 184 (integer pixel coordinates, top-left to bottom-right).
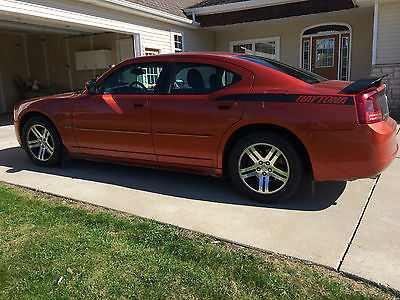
185, 0, 247, 9
124, 0, 205, 18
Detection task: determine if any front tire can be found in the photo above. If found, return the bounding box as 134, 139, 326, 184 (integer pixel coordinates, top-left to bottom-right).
229, 132, 304, 203
21, 116, 61, 167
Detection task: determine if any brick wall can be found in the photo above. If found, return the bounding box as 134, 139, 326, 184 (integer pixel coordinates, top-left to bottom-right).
371, 65, 400, 120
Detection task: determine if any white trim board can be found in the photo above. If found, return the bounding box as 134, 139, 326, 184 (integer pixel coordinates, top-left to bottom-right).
0, 0, 192, 35
372, 3, 379, 65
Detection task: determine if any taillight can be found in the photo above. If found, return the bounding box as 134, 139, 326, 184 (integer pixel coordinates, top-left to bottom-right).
355, 86, 385, 124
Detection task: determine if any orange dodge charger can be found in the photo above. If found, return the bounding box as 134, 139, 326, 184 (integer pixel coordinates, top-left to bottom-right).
14, 53, 398, 202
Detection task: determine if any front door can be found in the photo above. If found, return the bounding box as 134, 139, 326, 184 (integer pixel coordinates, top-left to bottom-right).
73, 61, 167, 161
311, 34, 339, 79
152, 59, 254, 168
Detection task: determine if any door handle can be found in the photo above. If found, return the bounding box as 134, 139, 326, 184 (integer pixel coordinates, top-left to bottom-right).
218, 104, 232, 110
133, 100, 149, 108
217, 102, 237, 110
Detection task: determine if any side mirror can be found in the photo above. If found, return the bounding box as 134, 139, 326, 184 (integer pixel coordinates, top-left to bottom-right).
85, 79, 97, 94
174, 79, 184, 88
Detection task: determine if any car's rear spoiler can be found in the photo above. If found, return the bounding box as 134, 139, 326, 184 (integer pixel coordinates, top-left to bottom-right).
339, 75, 387, 94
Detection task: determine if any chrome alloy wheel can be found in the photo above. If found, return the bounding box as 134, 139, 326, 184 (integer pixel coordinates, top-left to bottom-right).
26, 124, 55, 162
238, 143, 290, 194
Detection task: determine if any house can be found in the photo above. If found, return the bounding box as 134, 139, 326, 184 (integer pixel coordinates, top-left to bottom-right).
0, 0, 399, 116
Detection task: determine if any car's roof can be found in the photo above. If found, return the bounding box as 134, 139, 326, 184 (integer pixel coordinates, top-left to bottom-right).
127, 52, 241, 62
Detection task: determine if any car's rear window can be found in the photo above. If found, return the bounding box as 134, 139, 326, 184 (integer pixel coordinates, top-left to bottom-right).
235, 55, 327, 84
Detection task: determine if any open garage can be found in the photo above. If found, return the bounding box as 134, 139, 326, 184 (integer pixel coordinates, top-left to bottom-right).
0, 10, 140, 113
0, 0, 213, 114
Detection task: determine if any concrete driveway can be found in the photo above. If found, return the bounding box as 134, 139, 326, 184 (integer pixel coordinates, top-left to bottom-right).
0, 124, 399, 292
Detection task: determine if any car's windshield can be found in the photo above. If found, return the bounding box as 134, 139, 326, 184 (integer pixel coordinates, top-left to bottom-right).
235, 55, 327, 84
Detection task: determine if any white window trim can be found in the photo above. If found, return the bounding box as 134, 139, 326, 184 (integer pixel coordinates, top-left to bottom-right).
171, 31, 184, 53
230, 37, 280, 60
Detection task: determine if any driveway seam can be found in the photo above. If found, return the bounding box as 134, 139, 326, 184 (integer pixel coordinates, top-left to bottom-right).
337, 175, 380, 271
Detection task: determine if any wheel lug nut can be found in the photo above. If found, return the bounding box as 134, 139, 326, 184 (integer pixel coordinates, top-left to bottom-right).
266, 162, 270, 165
259, 161, 263, 165
262, 172, 267, 176
257, 167, 261, 171
268, 168, 272, 172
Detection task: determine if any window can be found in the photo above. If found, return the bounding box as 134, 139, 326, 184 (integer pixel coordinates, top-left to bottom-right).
99, 62, 165, 95
145, 48, 160, 56
171, 32, 184, 53
340, 36, 350, 80
302, 40, 310, 70
231, 37, 279, 60
236, 55, 327, 84
233, 43, 252, 54
168, 63, 241, 95
315, 38, 335, 68
304, 25, 350, 36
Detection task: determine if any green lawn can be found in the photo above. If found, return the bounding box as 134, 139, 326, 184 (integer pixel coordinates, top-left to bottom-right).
0, 183, 396, 299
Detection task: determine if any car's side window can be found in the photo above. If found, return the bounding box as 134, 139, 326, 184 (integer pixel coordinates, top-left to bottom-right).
168, 63, 242, 95
99, 62, 166, 95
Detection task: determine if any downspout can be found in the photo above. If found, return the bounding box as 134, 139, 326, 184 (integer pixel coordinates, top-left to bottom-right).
191, 11, 196, 23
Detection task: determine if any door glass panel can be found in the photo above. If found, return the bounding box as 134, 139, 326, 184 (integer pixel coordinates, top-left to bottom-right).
302, 40, 310, 70
315, 38, 335, 68
340, 37, 350, 80
100, 63, 165, 94
168, 63, 241, 95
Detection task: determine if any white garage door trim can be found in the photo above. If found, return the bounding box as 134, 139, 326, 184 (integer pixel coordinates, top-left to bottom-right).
0, 0, 154, 35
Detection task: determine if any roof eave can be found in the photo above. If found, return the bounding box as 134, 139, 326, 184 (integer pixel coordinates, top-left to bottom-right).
184, 0, 308, 16
77, 0, 199, 27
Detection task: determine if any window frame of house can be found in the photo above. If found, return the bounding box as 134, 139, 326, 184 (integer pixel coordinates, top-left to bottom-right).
171, 31, 184, 53
299, 23, 352, 80
230, 37, 280, 60
144, 48, 160, 56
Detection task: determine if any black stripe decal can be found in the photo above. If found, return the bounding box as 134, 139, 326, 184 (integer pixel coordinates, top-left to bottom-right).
214, 93, 354, 105
156, 132, 212, 137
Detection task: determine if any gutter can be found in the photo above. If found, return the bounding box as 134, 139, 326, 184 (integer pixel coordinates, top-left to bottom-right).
184, 0, 308, 16
78, 0, 199, 27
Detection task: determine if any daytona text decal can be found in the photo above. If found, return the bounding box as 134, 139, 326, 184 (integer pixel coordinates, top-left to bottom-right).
295, 95, 349, 104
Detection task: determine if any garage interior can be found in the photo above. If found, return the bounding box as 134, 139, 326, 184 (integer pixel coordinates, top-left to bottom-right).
0, 16, 137, 114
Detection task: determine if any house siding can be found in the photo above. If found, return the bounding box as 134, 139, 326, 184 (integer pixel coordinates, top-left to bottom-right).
372, 2, 400, 117
376, 1, 400, 65
28, 0, 215, 55
215, 7, 373, 81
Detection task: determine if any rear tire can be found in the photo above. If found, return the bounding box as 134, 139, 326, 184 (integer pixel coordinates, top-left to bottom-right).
229, 132, 304, 203
21, 116, 61, 167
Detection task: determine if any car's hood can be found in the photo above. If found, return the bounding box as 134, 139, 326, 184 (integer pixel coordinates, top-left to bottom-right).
14, 91, 83, 118
17, 91, 82, 106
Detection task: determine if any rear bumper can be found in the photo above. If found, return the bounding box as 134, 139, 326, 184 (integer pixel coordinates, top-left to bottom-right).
308, 117, 398, 181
